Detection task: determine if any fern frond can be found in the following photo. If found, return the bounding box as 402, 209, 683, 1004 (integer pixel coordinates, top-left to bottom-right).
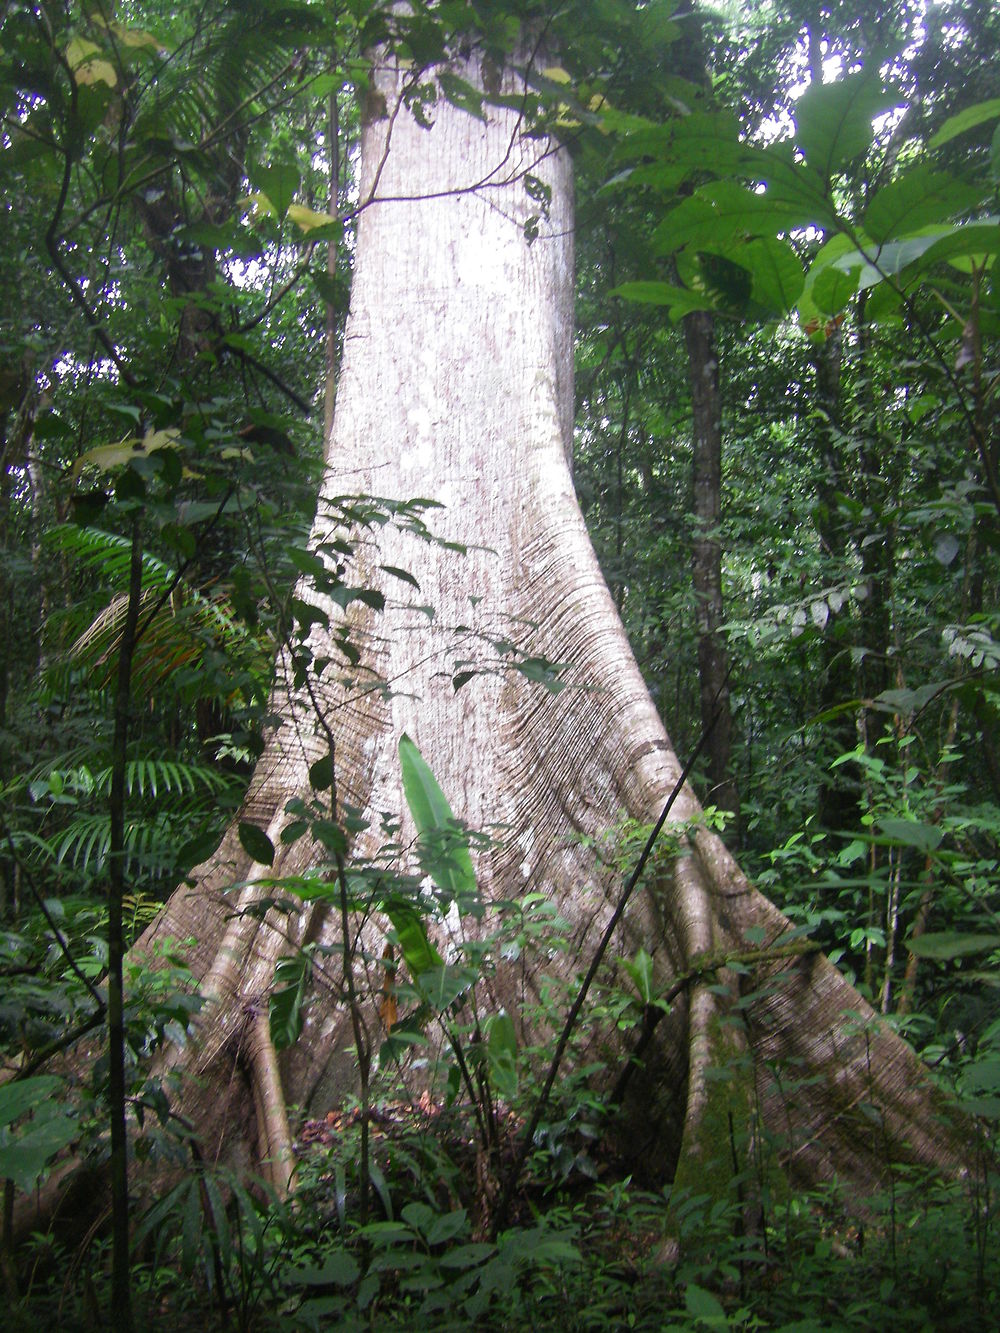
122, 891, 161, 932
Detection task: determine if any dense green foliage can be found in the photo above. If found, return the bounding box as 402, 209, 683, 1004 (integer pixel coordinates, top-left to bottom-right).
2, 0, 1000, 1327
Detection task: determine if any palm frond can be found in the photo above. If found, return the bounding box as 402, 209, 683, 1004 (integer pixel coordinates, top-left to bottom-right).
40, 758, 239, 802
46, 808, 224, 880
42, 526, 271, 698
108, 758, 238, 801
50, 813, 112, 874
45, 525, 179, 588
131, 4, 325, 166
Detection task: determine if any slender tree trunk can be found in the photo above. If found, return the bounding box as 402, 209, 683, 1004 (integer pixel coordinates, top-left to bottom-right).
55, 45, 964, 1228
854, 295, 894, 709
811, 326, 860, 831
682, 310, 737, 823
107, 522, 143, 1332
323, 87, 342, 444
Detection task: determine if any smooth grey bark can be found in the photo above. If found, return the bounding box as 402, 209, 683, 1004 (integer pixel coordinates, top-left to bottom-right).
121, 49, 964, 1208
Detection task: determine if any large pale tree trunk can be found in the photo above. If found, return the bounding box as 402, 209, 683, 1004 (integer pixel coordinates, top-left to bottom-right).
132, 49, 960, 1205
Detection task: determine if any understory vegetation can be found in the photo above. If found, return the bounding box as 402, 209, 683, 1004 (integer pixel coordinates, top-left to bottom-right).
2, 0, 1000, 1328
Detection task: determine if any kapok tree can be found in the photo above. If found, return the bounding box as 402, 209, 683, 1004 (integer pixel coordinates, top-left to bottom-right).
131, 44, 960, 1210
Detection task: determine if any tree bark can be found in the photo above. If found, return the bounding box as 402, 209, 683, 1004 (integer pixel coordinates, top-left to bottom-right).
113, 48, 964, 1213
811, 325, 862, 832
682, 310, 737, 823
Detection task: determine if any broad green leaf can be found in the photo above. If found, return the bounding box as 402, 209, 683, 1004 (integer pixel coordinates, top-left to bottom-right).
0, 1104, 78, 1193
253, 162, 300, 221
379, 1025, 428, 1066
108, 22, 165, 53
905, 932, 1000, 960
487, 1009, 518, 1100
178, 828, 223, 868
930, 98, 1000, 148
398, 733, 477, 910
962, 1058, 1000, 1095
513, 654, 567, 692
290, 596, 330, 632
73, 57, 118, 88
174, 498, 228, 526
348, 587, 385, 611
830, 219, 1000, 295
864, 169, 985, 243
368, 1161, 393, 1219
916, 218, 1000, 270
309, 752, 334, 791
612, 110, 749, 178
872, 683, 949, 715
652, 182, 808, 256
598, 106, 661, 140
70, 428, 179, 481
380, 564, 420, 589
269, 953, 311, 1050
426, 1207, 469, 1245
636, 0, 680, 49
957, 1095, 1000, 1119
794, 69, 899, 181
685, 1281, 726, 1323
287, 546, 331, 579
313, 269, 348, 307
286, 203, 338, 233
401, 1200, 435, 1235
610, 281, 715, 318
437, 1241, 496, 1269
733, 139, 838, 226
503, 1226, 580, 1265
311, 818, 347, 856
799, 231, 867, 326
66, 34, 97, 62
239, 821, 275, 867
744, 235, 804, 314
487, 1009, 516, 1059
66, 37, 117, 88
875, 817, 943, 852
624, 947, 656, 1005
605, 160, 690, 193
808, 261, 861, 317
385, 903, 444, 978
413, 963, 477, 1011
289, 1252, 360, 1286
682, 248, 751, 309
0, 1076, 63, 1129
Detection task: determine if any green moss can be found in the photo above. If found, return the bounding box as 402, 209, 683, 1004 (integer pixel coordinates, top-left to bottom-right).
667, 995, 791, 1227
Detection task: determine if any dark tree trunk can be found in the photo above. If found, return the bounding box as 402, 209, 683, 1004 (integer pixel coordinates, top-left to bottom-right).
682, 310, 737, 823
